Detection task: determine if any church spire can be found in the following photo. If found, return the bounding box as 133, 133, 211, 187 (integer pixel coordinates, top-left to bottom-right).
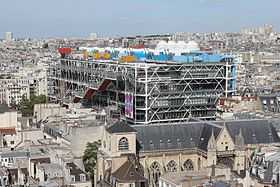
235, 128, 245, 149
207, 129, 217, 150
207, 128, 217, 167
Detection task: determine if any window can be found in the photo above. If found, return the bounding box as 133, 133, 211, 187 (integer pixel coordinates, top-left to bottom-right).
182, 159, 194, 171
129, 183, 134, 187
198, 158, 201, 170
10, 141, 14, 145
80, 174, 86, 182
150, 162, 161, 185
118, 137, 129, 151
71, 175, 75, 182
166, 160, 177, 172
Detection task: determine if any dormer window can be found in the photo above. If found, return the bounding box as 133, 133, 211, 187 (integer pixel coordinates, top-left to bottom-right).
149, 140, 154, 149
80, 174, 86, 182
103, 141, 106, 149
71, 175, 75, 182
167, 139, 172, 148
118, 137, 129, 151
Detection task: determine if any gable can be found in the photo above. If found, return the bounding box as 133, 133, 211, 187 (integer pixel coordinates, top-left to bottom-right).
216, 127, 235, 151
225, 120, 280, 145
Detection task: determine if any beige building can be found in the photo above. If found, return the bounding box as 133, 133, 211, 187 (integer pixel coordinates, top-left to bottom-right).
0, 104, 18, 149
33, 103, 66, 122
97, 119, 280, 186
0, 104, 17, 128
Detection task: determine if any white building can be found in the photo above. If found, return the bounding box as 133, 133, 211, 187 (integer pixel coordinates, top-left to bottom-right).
89, 33, 97, 40
4, 32, 13, 41
155, 40, 200, 55
0, 105, 17, 128
0, 79, 30, 106
17, 65, 48, 97
0, 67, 48, 106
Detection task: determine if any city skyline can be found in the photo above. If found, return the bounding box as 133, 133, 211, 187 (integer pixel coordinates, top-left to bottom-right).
0, 0, 279, 38
1, 1, 280, 186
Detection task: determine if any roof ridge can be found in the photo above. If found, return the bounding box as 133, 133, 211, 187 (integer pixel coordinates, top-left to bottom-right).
125, 160, 134, 178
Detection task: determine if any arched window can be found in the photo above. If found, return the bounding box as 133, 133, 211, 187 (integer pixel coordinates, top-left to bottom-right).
150, 162, 161, 186
150, 162, 161, 172
118, 137, 129, 151
166, 160, 177, 172
182, 159, 194, 171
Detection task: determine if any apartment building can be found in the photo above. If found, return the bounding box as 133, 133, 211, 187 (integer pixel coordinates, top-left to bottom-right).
0, 67, 48, 106
0, 79, 30, 106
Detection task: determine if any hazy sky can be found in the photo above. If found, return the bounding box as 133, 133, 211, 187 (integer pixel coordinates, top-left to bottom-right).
0, 0, 279, 38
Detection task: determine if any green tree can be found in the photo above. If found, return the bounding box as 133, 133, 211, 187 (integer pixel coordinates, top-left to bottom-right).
83, 140, 101, 186
18, 94, 47, 117
30, 94, 47, 104
18, 95, 32, 116
10, 97, 18, 110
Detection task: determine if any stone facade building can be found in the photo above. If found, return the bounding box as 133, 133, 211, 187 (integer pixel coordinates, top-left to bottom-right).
97, 119, 280, 186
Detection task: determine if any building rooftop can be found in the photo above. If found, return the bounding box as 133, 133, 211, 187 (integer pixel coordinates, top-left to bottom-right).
0, 127, 16, 134
38, 163, 63, 172
112, 158, 146, 183
161, 171, 209, 185
0, 151, 29, 158
66, 162, 90, 182
106, 121, 137, 134
0, 104, 9, 113
134, 119, 280, 152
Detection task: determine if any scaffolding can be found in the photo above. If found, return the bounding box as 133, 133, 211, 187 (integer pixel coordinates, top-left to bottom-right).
48, 58, 236, 125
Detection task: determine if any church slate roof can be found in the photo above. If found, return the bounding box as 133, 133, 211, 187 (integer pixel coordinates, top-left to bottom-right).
134, 122, 221, 152
222, 120, 280, 145
66, 162, 90, 182
112, 158, 146, 182
106, 121, 137, 134
198, 124, 221, 151
134, 119, 280, 152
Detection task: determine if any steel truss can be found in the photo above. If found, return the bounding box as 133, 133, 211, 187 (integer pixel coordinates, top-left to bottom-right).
48, 58, 235, 125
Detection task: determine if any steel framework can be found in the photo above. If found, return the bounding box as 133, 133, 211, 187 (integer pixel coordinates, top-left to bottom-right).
48, 58, 236, 125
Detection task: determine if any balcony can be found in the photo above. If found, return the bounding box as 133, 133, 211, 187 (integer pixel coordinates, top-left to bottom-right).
217, 150, 235, 157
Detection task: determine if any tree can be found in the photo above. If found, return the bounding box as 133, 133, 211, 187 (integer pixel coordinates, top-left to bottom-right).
83, 140, 101, 186
18, 95, 32, 116
18, 94, 47, 117
10, 97, 17, 110
42, 43, 48, 49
